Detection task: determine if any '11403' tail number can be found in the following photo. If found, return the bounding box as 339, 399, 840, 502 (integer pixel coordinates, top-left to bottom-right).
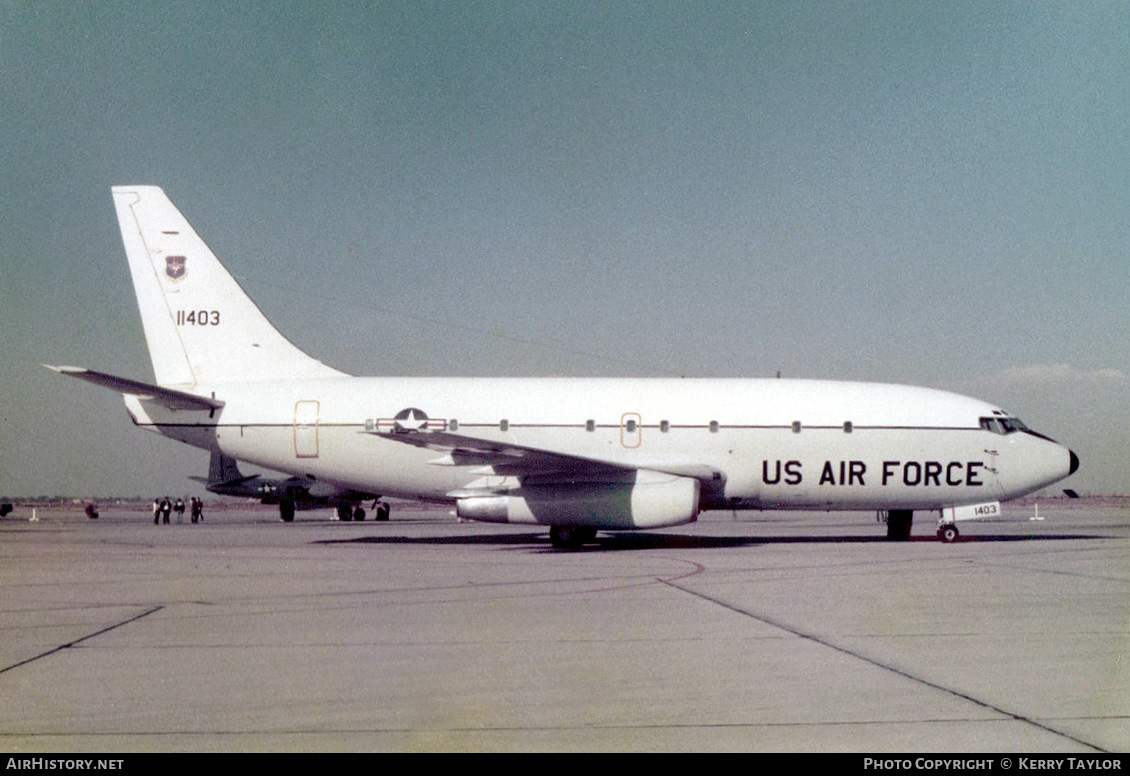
175, 310, 220, 326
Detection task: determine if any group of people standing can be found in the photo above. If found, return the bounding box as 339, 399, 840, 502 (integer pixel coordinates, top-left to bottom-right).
152, 496, 204, 524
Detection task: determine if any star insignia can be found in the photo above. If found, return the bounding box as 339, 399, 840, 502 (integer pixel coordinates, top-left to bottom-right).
393, 407, 429, 432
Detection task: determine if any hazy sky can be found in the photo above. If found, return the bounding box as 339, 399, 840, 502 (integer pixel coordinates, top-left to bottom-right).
2, 1, 1126, 497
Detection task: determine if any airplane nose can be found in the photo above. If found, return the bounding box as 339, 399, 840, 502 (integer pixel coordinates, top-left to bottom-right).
1069, 449, 1080, 476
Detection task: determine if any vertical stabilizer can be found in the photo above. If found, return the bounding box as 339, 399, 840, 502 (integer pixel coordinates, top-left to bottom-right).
111, 186, 346, 385
208, 451, 247, 484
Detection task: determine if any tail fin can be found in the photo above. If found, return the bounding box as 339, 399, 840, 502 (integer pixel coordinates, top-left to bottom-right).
189, 451, 260, 491
208, 451, 249, 485
111, 186, 346, 385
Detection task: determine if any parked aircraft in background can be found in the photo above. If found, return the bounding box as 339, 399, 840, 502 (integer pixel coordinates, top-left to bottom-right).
191, 451, 384, 521
48, 186, 1078, 548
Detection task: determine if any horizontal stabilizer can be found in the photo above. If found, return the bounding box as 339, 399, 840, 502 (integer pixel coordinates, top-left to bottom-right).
44, 365, 223, 411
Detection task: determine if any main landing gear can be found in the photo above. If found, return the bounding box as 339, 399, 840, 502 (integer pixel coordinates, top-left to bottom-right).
549, 525, 598, 550
886, 509, 913, 541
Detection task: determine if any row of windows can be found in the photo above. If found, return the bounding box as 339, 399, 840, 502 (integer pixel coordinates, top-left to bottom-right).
611, 419, 849, 434
374, 418, 856, 434
364, 418, 1014, 435
362, 417, 1020, 436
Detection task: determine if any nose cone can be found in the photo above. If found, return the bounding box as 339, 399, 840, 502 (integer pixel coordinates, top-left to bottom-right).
997, 436, 1079, 499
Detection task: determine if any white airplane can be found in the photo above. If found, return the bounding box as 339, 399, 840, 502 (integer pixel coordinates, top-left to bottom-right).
48, 186, 1078, 548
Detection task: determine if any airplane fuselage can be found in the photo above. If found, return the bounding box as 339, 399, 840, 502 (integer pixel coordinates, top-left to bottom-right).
123, 376, 1072, 517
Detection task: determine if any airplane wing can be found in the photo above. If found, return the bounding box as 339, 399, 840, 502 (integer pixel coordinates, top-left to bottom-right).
372, 428, 617, 475
188, 474, 260, 486
44, 365, 224, 411
367, 427, 725, 495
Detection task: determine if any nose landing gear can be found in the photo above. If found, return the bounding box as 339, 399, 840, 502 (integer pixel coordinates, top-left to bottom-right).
936, 523, 960, 543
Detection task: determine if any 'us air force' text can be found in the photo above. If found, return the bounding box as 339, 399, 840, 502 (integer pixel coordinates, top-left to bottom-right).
762, 459, 987, 487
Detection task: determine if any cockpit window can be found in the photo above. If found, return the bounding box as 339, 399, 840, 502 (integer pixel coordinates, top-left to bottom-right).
980, 416, 1029, 435
980, 417, 1001, 434
999, 417, 1029, 434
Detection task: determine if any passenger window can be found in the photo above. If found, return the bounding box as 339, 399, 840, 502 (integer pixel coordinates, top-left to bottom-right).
792, 421, 802, 433
709, 420, 719, 433
448, 419, 458, 431
659, 420, 669, 433
585, 419, 595, 432
843, 421, 853, 433
625, 419, 637, 433
500, 419, 509, 432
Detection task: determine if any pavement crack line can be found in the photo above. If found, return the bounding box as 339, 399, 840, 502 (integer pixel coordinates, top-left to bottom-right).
0, 605, 164, 676
660, 579, 1108, 753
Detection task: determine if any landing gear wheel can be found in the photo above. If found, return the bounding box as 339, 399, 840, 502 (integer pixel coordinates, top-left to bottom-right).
279, 499, 296, 522
353, 507, 366, 521
886, 509, 912, 540
337, 503, 352, 521
376, 502, 390, 521
937, 524, 960, 543
549, 525, 597, 550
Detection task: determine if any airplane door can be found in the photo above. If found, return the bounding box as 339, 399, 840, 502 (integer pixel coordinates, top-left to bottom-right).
983, 447, 1004, 497
621, 412, 641, 449
294, 400, 320, 458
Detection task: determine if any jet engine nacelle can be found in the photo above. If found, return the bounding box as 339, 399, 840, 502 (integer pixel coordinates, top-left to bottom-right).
456, 472, 700, 529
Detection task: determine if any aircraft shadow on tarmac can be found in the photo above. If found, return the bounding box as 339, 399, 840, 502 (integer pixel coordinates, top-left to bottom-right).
315, 532, 1107, 552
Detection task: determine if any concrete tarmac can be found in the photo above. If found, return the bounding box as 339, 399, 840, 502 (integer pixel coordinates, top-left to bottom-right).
1, 500, 1127, 752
